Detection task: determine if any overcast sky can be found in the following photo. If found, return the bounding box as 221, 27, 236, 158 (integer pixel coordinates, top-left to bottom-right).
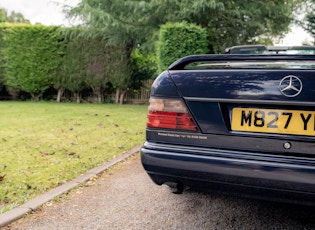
0, 0, 312, 45
280, 26, 312, 46
0, 0, 79, 26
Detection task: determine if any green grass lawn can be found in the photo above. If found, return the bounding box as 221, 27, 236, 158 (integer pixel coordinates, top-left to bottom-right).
0, 102, 147, 213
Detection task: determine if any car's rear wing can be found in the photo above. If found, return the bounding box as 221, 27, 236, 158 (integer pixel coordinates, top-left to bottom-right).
168, 54, 315, 70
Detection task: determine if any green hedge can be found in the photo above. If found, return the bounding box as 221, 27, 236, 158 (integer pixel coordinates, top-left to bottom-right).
0, 24, 154, 102
156, 22, 208, 72
0, 25, 6, 89
2, 24, 63, 100
1, 23, 203, 101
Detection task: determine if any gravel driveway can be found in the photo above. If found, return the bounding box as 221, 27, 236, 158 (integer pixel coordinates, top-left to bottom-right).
4, 154, 315, 230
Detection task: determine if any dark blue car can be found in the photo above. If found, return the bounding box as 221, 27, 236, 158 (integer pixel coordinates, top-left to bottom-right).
141, 46, 315, 205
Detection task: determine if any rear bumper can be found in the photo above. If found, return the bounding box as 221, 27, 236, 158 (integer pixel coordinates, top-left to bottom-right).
141, 142, 315, 205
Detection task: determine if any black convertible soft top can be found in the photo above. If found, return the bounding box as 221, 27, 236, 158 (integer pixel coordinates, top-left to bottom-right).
225, 45, 315, 54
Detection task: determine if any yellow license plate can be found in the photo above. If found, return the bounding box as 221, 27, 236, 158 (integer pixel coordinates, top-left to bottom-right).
231, 108, 315, 136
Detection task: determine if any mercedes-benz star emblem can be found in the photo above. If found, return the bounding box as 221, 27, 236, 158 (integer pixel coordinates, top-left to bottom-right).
279, 75, 303, 97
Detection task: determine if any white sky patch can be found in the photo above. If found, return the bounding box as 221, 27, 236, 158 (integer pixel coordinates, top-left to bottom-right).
0, 0, 79, 26
276, 25, 314, 46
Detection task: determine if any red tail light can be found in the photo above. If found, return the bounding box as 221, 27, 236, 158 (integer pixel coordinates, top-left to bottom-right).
147, 98, 198, 131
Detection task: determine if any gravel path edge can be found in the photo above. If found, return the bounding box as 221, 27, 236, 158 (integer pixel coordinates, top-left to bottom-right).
0, 145, 142, 228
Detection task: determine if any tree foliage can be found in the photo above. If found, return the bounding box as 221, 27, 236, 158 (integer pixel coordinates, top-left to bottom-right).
56, 34, 88, 103
303, 1, 315, 43
0, 8, 30, 23
2, 25, 63, 101
204, 0, 301, 51
130, 48, 157, 89
67, 0, 156, 103
305, 13, 315, 40
68, 0, 301, 53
